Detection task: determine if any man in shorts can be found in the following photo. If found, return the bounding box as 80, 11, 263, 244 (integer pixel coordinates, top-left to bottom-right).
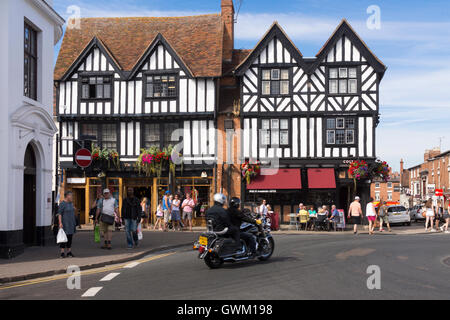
378, 200, 391, 232
348, 196, 363, 235
95, 189, 119, 250
182, 193, 195, 231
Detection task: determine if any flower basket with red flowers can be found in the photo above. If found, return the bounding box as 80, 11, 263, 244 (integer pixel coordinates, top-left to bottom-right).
241, 160, 261, 184
92, 145, 120, 170
136, 145, 182, 177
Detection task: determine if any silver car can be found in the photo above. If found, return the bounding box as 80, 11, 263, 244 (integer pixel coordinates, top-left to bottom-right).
387, 205, 411, 226
409, 205, 425, 222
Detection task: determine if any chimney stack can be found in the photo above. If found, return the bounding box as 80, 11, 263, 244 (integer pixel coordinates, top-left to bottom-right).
221, 0, 235, 62
400, 159, 404, 187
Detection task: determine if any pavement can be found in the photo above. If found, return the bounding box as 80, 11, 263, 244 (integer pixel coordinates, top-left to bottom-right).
0, 227, 201, 284
0, 222, 438, 285
1, 232, 450, 300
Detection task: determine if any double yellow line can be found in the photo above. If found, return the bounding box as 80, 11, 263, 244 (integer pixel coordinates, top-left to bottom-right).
0, 252, 175, 290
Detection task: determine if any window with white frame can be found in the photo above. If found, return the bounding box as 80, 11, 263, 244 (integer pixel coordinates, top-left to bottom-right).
261, 69, 290, 96
387, 182, 393, 189
260, 119, 289, 147
326, 118, 356, 145
375, 192, 380, 201
387, 192, 393, 201
329, 67, 358, 95
375, 182, 380, 189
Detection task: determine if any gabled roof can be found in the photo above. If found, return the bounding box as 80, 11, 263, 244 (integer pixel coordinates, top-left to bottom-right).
129, 33, 193, 78
60, 36, 123, 80
312, 19, 387, 76
234, 22, 306, 76
54, 14, 224, 80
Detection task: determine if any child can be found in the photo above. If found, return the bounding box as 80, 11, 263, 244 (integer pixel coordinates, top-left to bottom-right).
154, 200, 164, 231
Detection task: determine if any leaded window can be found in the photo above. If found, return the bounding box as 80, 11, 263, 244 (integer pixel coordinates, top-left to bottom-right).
261, 69, 290, 96
81, 76, 112, 99
329, 67, 358, 95
326, 118, 356, 145
145, 74, 177, 98
80, 123, 117, 150
260, 119, 289, 147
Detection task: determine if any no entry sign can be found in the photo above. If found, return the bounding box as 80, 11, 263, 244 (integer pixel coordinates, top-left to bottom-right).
75, 148, 92, 168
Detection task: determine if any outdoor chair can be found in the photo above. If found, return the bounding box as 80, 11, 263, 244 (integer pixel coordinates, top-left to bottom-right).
289, 213, 299, 231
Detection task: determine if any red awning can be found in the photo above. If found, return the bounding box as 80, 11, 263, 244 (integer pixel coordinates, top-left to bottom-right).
307, 168, 336, 189
247, 169, 302, 190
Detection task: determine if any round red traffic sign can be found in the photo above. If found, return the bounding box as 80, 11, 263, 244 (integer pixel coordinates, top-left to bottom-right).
75, 148, 93, 168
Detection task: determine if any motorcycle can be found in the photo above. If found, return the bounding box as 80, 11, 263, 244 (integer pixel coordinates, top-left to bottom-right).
193, 216, 275, 269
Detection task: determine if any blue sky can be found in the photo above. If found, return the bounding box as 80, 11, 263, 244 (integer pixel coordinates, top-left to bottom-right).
52, 0, 450, 171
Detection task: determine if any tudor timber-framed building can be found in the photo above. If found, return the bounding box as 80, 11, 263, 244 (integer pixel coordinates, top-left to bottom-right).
54, 0, 386, 225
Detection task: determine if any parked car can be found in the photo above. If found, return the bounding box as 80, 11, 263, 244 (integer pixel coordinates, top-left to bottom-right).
409, 205, 425, 222
387, 205, 411, 226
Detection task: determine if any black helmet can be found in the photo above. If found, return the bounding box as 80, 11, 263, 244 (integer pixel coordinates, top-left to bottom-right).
229, 197, 241, 209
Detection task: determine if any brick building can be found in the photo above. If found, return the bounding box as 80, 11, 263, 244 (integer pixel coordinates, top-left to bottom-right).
370, 172, 401, 203
405, 148, 450, 206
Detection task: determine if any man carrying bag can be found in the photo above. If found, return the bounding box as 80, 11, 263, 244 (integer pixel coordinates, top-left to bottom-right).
95, 189, 119, 250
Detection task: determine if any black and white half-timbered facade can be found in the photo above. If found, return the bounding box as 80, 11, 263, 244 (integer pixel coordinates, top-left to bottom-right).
54, 14, 225, 224
234, 20, 386, 220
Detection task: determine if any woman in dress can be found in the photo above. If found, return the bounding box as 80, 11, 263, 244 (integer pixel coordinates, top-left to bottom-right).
140, 197, 149, 229
57, 191, 77, 258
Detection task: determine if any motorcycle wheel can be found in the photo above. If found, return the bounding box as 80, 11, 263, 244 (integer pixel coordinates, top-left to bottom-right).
258, 237, 275, 261
204, 253, 224, 269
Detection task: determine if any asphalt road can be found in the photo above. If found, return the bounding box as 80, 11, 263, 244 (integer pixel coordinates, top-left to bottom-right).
1, 233, 450, 300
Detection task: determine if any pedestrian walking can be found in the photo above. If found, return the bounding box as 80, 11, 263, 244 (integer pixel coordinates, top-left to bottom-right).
259, 200, 268, 219
122, 187, 143, 249
57, 191, 77, 258
95, 189, 119, 250
435, 201, 443, 232
162, 191, 171, 232
378, 200, 391, 232
154, 200, 164, 231
182, 193, 195, 231
366, 198, 377, 235
171, 194, 182, 231
348, 196, 363, 235
140, 197, 149, 229
424, 199, 435, 232
441, 200, 450, 234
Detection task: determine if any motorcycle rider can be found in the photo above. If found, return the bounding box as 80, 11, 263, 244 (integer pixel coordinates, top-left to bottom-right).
228, 197, 263, 258
205, 193, 239, 248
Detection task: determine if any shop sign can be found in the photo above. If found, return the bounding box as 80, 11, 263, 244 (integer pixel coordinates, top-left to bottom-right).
435, 189, 444, 197
67, 178, 86, 184
427, 184, 435, 195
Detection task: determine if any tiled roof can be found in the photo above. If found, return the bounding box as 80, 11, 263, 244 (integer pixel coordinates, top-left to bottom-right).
54, 14, 224, 80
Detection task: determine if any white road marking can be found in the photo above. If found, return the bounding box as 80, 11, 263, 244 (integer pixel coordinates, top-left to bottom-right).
100, 273, 120, 282
81, 287, 103, 297
124, 262, 140, 269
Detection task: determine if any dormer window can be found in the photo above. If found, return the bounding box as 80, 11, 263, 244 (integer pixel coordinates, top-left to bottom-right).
329, 67, 358, 95
261, 69, 290, 96
81, 76, 112, 100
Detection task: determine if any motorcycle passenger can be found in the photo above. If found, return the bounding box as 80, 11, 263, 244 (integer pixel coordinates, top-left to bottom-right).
228, 197, 262, 258
205, 194, 239, 248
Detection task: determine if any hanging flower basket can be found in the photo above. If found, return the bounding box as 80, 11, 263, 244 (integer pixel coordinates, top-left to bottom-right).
136, 145, 182, 177
91, 146, 120, 170
241, 160, 261, 184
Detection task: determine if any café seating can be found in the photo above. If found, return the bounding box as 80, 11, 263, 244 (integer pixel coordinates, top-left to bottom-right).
289, 213, 299, 231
